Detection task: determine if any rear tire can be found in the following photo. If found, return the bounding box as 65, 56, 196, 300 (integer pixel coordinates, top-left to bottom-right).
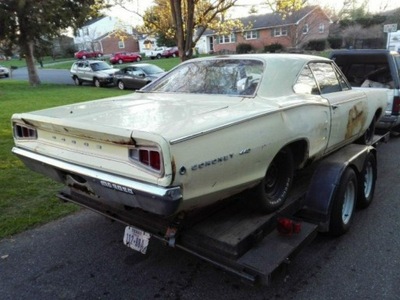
357, 118, 375, 145
117, 80, 125, 90
357, 152, 377, 209
94, 78, 101, 88
329, 168, 357, 236
73, 76, 82, 86
253, 147, 294, 213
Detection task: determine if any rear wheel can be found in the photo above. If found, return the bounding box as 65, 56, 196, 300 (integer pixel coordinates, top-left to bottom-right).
73, 76, 82, 86
357, 118, 375, 145
156, 54, 161, 59
329, 168, 357, 236
253, 148, 294, 213
117, 80, 125, 90
94, 78, 101, 88
118, 59, 123, 64
136, 57, 141, 62
357, 152, 377, 209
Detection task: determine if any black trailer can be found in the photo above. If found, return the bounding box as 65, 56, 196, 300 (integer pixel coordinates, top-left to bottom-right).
58, 137, 387, 285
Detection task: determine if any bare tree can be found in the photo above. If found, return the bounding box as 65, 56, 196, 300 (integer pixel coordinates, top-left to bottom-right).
114, 0, 241, 61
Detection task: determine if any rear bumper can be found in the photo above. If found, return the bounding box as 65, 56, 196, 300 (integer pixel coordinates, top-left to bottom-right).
98, 77, 114, 84
12, 147, 182, 216
377, 114, 400, 130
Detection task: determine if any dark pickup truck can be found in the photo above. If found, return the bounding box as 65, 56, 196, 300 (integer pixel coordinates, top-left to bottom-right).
330, 49, 400, 134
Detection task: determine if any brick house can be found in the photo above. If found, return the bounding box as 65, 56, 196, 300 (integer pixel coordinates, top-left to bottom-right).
97, 31, 140, 55
73, 16, 135, 55
197, 6, 331, 54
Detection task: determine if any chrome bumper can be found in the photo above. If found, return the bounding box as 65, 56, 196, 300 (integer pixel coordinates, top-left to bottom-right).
12, 147, 182, 216
377, 114, 400, 130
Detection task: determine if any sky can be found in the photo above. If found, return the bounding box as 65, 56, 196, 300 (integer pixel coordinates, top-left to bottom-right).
106, 0, 400, 26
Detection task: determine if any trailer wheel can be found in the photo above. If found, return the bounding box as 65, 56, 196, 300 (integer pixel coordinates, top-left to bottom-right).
253, 147, 294, 213
357, 152, 377, 209
329, 168, 357, 236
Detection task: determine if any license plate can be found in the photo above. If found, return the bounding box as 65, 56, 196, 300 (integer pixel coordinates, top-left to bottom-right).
123, 226, 150, 254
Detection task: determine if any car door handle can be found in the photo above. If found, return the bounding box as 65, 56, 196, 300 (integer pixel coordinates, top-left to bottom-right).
332, 104, 339, 110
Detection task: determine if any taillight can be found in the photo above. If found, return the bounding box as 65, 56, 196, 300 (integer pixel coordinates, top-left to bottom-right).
392, 96, 400, 115
130, 147, 162, 173
13, 123, 37, 139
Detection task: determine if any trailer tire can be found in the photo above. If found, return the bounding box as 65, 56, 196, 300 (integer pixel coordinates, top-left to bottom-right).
357, 152, 377, 209
253, 147, 294, 213
329, 168, 357, 236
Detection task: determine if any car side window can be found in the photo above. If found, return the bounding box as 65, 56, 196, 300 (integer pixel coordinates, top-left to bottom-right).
131, 67, 144, 77
309, 62, 342, 94
295, 65, 319, 95
90, 63, 99, 71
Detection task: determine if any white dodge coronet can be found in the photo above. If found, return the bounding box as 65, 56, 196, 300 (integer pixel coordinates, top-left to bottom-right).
12, 54, 388, 217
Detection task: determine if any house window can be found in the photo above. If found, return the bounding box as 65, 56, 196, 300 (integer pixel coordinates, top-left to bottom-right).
244, 30, 258, 40
218, 33, 236, 44
273, 27, 288, 37
319, 23, 325, 33
302, 24, 309, 34
118, 40, 125, 49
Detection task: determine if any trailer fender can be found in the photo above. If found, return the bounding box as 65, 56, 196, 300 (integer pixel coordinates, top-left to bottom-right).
299, 144, 376, 232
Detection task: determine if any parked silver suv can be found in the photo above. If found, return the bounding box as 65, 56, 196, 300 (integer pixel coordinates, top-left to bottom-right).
70, 60, 117, 87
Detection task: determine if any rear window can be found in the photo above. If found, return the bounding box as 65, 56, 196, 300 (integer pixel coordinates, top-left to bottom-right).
332, 54, 394, 88
143, 59, 264, 96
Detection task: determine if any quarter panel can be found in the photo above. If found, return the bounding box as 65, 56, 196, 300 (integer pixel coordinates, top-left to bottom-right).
170, 101, 330, 211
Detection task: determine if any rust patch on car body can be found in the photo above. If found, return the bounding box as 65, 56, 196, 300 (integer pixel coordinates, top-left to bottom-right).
345, 102, 367, 139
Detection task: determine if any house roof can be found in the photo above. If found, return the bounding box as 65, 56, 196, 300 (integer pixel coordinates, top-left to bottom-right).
95, 30, 139, 41
202, 5, 330, 36
243, 6, 315, 28
82, 16, 107, 27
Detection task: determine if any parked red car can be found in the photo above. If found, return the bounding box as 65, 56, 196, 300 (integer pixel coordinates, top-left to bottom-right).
74, 50, 103, 59
161, 47, 179, 58
110, 52, 142, 64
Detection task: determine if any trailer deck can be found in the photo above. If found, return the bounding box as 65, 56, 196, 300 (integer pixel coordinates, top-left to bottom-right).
58, 164, 318, 284
58, 135, 388, 285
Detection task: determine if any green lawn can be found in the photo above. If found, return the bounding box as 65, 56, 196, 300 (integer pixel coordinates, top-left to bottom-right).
0, 80, 131, 238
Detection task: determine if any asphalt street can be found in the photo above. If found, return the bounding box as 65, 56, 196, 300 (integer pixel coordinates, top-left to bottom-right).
1, 136, 399, 299
8, 64, 74, 85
